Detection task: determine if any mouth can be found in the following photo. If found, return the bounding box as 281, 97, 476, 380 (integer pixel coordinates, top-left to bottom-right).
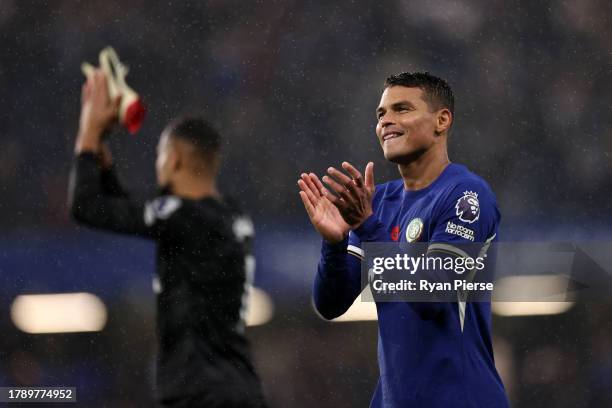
382, 131, 404, 142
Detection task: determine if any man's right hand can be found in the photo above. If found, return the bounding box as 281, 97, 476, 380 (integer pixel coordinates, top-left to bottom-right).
75, 69, 120, 154
298, 173, 350, 243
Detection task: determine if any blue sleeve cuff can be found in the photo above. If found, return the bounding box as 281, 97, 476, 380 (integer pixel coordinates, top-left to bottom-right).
353, 214, 388, 242
321, 236, 349, 256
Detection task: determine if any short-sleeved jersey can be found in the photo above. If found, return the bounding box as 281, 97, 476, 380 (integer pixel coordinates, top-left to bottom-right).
346, 163, 507, 407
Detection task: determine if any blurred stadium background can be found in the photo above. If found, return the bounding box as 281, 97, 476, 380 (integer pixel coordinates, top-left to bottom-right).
1, 0, 612, 406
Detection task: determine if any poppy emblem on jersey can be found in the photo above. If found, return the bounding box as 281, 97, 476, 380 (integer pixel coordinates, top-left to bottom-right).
391, 225, 400, 241
455, 191, 480, 224
405, 218, 424, 243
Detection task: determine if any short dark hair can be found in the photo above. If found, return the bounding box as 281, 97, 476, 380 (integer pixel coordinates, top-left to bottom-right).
164, 115, 221, 158
384, 72, 454, 115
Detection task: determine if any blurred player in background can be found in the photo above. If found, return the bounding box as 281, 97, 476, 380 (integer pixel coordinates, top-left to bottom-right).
69, 70, 267, 407
298, 72, 509, 407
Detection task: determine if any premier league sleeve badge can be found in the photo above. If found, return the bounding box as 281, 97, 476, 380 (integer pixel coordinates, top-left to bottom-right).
455, 191, 480, 224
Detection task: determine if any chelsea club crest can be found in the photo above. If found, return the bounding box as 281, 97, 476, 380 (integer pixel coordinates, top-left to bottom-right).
405, 218, 424, 242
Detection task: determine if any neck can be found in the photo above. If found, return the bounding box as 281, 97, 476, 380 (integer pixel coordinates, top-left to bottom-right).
398, 142, 450, 191
170, 173, 219, 200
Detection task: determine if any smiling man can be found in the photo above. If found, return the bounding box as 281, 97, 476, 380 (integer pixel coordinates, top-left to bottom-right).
298, 72, 509, 407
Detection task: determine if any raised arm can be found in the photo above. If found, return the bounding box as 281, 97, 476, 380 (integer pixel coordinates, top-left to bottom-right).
98, 143, 128, 197
68, 69, 150, 238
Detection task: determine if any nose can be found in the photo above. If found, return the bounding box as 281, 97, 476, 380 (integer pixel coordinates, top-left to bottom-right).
378, 111, 395, 128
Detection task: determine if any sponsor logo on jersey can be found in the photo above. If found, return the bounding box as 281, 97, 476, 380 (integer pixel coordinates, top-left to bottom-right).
445, 221, 475, 241
405, 218, 424, 242
455, 191, 480, 224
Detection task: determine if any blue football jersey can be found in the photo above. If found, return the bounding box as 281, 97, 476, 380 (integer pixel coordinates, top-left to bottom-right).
314, 163, 508, 408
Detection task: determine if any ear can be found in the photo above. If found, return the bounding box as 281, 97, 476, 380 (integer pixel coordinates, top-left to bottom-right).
168, 143, 181, 172
435, 108, 452, 135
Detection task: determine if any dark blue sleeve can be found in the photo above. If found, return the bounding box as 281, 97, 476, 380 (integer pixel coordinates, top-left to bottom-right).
353, 214, 391, 243
313, 204, 392, 320
313, 237, 362, 320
